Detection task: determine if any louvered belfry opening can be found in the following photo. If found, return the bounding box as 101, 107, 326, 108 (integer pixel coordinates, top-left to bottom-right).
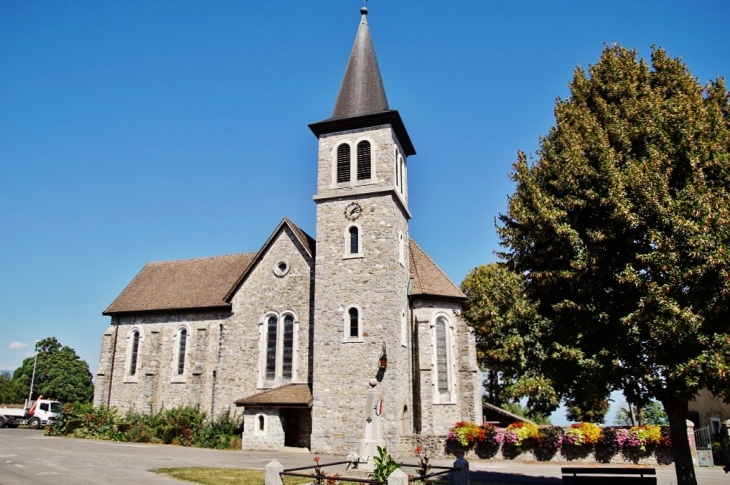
356, 140, 371, 180
337, 144, 351, 182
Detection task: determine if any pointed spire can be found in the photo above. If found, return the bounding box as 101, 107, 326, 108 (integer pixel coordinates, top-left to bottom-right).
332, 7, 389, 119
309, 6, 415, 156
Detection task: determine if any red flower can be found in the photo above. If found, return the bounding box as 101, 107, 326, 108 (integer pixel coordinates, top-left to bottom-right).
415, 446, 422, 454
313, 456, 320, 463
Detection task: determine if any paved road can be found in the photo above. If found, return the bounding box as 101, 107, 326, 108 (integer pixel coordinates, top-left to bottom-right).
0, 429, 727, 484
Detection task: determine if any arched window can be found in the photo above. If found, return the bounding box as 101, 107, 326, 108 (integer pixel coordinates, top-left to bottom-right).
344, 224, 363, 259
349, 226, 359, 254
356, 140, 371, 180
129, 330, 140, 376
435, 318, 449, 393
259, 312, 299, 387
282, 315, 294, 381
255, 414, 266, 436
265, 316, 278, 382
432, 316, 455, 403
176, 328, 187, 375
399, 157, 405, 193
394, 147, 400, 188
342, 305, 363, 342
337, 143, 351, 183
349, 308, 359, 338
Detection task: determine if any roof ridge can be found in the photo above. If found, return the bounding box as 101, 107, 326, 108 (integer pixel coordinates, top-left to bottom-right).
146, 252, 256, 265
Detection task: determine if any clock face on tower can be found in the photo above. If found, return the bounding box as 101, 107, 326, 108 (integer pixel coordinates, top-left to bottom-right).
344, 202, 362, 221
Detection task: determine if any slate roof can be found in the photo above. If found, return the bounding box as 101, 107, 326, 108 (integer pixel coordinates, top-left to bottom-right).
409, 239, 466, 301
308, 8, 416, 156
234, 384, 312, 408
103, 253, 256, 315
331, 7, 388, 120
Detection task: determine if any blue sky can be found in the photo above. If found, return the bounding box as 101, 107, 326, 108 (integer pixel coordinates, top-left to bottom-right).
1, 1, 728, 422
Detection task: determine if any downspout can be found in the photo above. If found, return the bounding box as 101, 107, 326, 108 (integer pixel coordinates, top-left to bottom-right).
107, 316, 119, 407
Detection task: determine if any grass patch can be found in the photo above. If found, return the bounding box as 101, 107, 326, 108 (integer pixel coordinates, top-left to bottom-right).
152, 467, 313, 485
153, 468, 521, 485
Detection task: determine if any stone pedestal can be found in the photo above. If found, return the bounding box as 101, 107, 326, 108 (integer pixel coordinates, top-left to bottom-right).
359, 379, 385, 471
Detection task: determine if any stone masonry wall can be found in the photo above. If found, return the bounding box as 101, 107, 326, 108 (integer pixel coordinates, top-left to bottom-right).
315, 125, 409, 211
412, 300, 480, 436
312, 191, 412, 455
94, 224, 314, 422
242, 409, 285, 451
219, 225, 314, 415
311, 123, 412, 455
94, 311, 228, 414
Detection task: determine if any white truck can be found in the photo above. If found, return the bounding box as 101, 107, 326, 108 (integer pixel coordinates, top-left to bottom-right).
0, 396, 62, 429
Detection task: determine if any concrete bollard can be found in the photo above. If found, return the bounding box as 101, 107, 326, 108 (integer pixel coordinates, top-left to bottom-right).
265, 459, 283, 485
387, 468, 409, 485
452, 456, 470, 485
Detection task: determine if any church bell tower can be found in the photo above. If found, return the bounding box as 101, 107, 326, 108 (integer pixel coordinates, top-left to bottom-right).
309, 7, 417, 454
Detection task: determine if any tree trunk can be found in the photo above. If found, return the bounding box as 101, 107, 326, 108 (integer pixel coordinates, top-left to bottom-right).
629, 403, 637, 426
661, 396, 697, 485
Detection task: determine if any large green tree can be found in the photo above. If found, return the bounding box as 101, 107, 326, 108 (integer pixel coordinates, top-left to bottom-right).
12, 337, 94, 404
497, 45, 730, 485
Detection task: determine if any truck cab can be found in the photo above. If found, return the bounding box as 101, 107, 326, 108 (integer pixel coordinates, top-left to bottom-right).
32, 399, 62, 428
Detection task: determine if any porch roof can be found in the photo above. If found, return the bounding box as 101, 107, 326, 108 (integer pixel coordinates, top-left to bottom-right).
234, 383, 312, 408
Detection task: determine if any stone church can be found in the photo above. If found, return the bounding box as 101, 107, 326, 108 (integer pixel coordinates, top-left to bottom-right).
93, 7, 481, 455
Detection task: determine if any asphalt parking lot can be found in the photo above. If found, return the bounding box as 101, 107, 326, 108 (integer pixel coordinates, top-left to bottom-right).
0, 429, 727, 484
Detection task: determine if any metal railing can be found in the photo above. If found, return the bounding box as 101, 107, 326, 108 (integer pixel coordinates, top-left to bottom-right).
695, 426, 712, 450
280, 461, 456, 484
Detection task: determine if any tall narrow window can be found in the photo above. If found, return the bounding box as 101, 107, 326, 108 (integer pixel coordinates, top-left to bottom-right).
349, 226, 359, 254
394, 148, 399, 187
337, 144, 351, 183
282, 315, 294, 381
357, 140, 371, 180
436, 317, 449, 393
265, 316, 278, 382
177, 328, 187, 375
399, 157, 404, 193
129, 331, 140, 376
349, 308, 359, 338
398, 232, 405, 266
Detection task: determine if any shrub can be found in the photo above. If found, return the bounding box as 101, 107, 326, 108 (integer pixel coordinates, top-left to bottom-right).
373, 446, 401, 481
503, 422, 539, 447
446, 421, 482, 448
537, 426, 563, 451
46, 403, 242, 450
564, 422, 600, 446
627, 424, 661, 451
477, 423, 504, 448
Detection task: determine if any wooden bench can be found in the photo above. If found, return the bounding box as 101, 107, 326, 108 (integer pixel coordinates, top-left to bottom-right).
562, 467, 657, 484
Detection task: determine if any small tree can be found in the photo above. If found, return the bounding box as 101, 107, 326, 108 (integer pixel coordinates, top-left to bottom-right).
614, 400, 668, 426
12, 337, 94, 404
0, 370, 26, 404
